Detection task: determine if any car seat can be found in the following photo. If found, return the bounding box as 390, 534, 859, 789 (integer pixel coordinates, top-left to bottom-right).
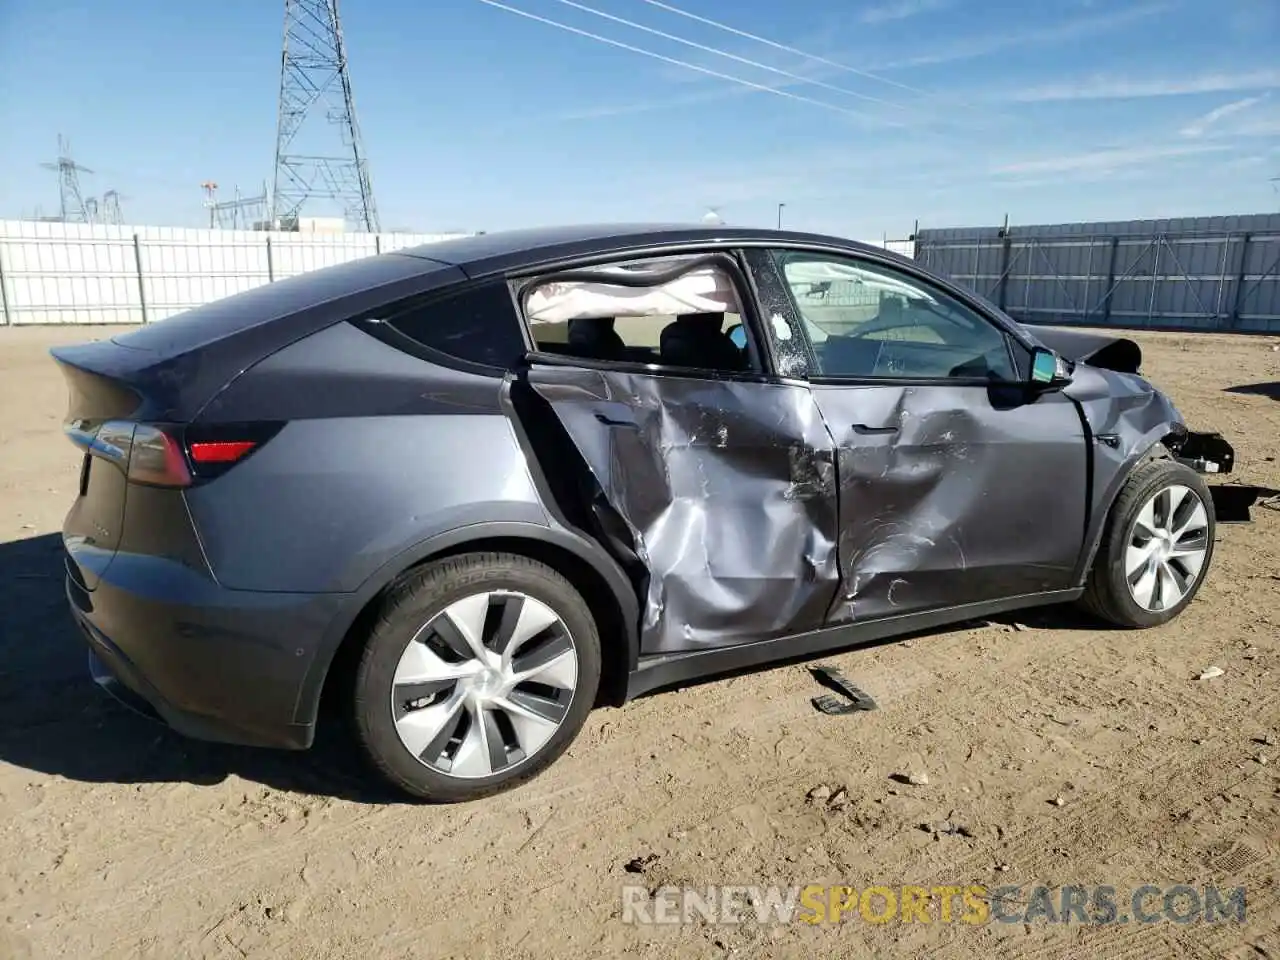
566, 317, 625, 360
659, 313, 745, 371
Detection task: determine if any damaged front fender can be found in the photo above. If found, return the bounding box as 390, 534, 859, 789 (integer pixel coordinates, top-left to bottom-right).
1065, 362, 1272, 575
1065, 364, 1188, 578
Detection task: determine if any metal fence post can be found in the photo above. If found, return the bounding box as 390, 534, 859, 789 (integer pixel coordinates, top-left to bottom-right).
997, 228, 1012, 310
1229, 233, 1252, 330
1081, 238, 1096, 323
132, 233, 149, 324
266, 235, 275, 282
375, 234, 382, 255
1146, 236, 1162, 325
1100, 235, 1121, 326
0, 238, 12, 326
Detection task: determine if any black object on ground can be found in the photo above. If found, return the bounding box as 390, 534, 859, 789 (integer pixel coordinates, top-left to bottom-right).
810, 665, 879, 715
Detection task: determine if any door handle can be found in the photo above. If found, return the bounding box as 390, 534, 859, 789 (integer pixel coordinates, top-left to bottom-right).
851, 423, 899, 435
594, 412, 640, 429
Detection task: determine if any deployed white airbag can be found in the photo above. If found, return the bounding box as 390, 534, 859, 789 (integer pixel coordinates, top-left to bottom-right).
524, 267, 739, 324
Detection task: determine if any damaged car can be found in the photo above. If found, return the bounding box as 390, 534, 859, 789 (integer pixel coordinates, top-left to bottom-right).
52, 223, 1248, 802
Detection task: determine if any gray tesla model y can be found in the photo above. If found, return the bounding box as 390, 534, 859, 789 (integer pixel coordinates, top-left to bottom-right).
53, 223, 1241, 802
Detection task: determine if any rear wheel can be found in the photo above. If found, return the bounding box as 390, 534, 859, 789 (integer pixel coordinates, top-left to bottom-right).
1080, 456, 1216, 628
353, 552, 601, 802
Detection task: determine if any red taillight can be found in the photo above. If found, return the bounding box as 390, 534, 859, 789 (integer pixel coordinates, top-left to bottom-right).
189, 440, 256, 464
128, 425, 192, 487
107, 421, 281, 486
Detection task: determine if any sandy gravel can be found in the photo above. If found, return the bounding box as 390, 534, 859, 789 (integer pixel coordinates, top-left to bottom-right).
0, 323, 1277, 960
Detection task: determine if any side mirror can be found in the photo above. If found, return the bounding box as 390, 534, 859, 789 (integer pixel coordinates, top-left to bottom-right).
727, 323, 747, 349
1029, 346, 1072, 388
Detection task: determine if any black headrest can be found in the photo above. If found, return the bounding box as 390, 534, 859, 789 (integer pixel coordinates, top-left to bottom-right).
660, 315, 744, 370
567, 317, 624, 351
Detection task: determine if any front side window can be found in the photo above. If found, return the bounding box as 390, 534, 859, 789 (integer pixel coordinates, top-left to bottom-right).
775, 252, 1016, 381
522, 257, 755, 374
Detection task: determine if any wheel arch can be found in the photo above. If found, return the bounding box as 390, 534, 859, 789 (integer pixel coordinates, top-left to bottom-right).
296, 521, 641, 731
1074, 431, 1181, 585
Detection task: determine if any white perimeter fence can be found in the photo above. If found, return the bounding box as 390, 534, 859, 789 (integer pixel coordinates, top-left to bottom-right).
0, 219, 917, 326
0, 219, 473, 326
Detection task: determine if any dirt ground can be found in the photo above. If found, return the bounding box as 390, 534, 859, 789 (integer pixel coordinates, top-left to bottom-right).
1, 323, 1278, 960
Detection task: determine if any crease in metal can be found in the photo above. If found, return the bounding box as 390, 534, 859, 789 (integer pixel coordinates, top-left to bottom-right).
524, 258, 1212, 661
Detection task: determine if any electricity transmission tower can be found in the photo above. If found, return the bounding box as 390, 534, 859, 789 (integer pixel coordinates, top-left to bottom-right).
40, 135, 92, 222
100, 190, 124, 225
271, 0, 379, 232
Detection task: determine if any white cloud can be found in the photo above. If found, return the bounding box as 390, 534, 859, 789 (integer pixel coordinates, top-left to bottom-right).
1181, 95, 1266, 137
1007, 69, 1280, 103
859, 0, 953, 25
873, 3, 1168, 69
991, 143, 1230, 177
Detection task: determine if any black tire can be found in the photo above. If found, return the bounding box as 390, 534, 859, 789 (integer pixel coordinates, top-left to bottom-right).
352, 552, 601, 802
1079, 455, 1216, 628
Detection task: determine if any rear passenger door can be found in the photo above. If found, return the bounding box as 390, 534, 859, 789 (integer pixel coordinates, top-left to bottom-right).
515, 251, 842, 657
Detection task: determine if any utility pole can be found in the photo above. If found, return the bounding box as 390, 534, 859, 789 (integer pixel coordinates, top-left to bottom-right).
271, 0, 380, 231
776, 202, 785, 229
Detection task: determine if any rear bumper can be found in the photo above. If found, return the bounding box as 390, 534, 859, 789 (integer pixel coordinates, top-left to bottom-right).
64, 544, 345, 750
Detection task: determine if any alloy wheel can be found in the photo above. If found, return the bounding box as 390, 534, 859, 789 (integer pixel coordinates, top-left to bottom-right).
390, 591, 579, 778
1124, 483, 1210, 612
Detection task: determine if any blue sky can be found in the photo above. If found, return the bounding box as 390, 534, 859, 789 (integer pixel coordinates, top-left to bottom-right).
1, 0, 1278, 238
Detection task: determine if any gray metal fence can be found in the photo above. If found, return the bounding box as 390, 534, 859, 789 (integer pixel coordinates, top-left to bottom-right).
914, 213, 1280, 334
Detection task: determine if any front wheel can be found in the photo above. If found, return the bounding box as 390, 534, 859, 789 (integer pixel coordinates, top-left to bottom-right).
1080, 456, 1216, 628
352, 552, 602, 802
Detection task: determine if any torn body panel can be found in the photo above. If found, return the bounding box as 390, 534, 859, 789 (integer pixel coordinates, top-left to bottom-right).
808, 383, 1089, 622
524, 362, 840, 655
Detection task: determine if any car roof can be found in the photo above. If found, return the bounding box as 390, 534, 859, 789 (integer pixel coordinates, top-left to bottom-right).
392, 222, 897, 277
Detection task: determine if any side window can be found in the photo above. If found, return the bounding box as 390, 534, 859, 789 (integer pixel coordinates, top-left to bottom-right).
522, 258, 755, 374
376, 281, 526, 369
774, 252, 1016, 381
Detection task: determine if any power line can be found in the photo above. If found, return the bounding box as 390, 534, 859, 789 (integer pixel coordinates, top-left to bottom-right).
471, 0, 897, 125
549, 0, 919, 115
637, 0, 945, 100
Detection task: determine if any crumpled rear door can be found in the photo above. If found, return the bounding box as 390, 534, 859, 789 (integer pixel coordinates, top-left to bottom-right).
525, 362, 840, 656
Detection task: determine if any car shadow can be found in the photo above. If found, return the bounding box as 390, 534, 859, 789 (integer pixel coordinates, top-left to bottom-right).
1, 532, 1108, 800
1223, 382, 1280, 401
0, 533, 405, 804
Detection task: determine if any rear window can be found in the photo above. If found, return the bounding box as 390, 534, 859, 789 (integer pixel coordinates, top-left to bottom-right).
375, 281, 527, 369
